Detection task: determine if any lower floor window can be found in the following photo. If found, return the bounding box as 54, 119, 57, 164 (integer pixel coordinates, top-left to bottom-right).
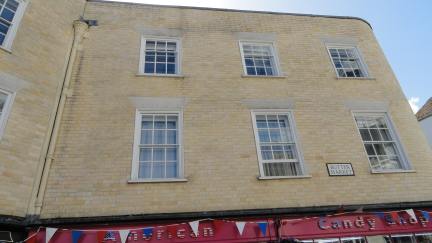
252, 111, 305, 177
0, 88, 13, 139
132, 112, 181, 180
353, 112, 409, 171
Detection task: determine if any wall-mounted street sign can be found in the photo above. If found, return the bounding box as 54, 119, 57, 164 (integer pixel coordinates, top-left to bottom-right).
326, 163, 354, 176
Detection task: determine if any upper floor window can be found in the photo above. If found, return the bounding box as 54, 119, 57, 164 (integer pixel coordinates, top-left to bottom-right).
131, 111, 182, 180
354, 113, 410, 172
0, 88, 14, 139
327, 46, 368, 78
240, 42, 279, 76
0, 0, 27, 50
139, 38, 180, 75
251, 111, 305, 178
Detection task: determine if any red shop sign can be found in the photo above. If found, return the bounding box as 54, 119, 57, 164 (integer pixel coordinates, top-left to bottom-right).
29, 219, 276, 243
280, 211, 432, 239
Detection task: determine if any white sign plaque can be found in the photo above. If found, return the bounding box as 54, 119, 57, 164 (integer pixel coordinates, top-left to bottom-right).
326, 163, 354, 176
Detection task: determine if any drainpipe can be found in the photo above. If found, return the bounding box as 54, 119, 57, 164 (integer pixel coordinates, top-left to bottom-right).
27, 20, 88, 216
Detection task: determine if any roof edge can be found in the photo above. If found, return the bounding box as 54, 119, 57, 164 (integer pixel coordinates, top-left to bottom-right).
86, 0, 372, 29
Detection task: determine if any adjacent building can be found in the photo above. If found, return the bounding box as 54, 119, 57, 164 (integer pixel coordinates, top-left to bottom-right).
1, 0, 432, 242
417, 98, 432, 147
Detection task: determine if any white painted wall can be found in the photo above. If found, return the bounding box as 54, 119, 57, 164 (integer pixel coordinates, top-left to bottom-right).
420, 116, 432, 147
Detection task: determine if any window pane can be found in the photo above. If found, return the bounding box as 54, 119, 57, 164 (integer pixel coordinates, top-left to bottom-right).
415, 234, 432, 243
156, 41, 166, 50
267, 115, 278, 128
139, 148, 152, 162
167, 42, 176, 51
166, 147, 177, 161
258, 129, 270, 142
341, 237, 366, 243
364, 144, 375, 155
261, 150, 273, 160
359, 129, 371, 141
154, 116, 165, 128
256, 67, 266, 75
156, 63, 166, 73
370, 129, 382, 141
246, 67, 256, 75
284, 145, 296, 159
264, 162, 299, 176
146, 41, 155, 50
245, 58, 254, 66
167, 116, 177, 129
391, 235, 415, 243
167, 64, 175, 74
153, 148, 165, 161
256, 115, 267, 128
138, 163, 151, 178
166, 130, 176, 144
6, 0, 19, 11
152, 162, 164, 178
145, 52, 155, 62
366, 235, 391, 243
154, 130, 166, 144
144, 63, 154, 73
1, 8, 15, 22
141, 130, 152, 144
166, 162, 177, 178
269, 129, 281, 142
142, 115, 153, 129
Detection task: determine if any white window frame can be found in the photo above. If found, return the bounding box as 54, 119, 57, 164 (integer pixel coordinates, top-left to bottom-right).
251, 110, 307, 179
326, 44, 369, 78
138, 36, 182, 76
239, 41, 281, 77
0, 0, 28, 51
130, 110, 184, 182
352, 111, 411, 173
0, 88, 15, 139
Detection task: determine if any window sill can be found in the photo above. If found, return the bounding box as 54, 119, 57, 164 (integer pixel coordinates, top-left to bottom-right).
336, 76, 376, 80
0, 46, 12, 54
257, 175, 312, 180
128, 178, 188, 183
241, 75, 287, 79
370, 169, 416, 174
136, 73, 185, 78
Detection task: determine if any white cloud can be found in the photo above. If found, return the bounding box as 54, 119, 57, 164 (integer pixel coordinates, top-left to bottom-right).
408, 97, 420, 113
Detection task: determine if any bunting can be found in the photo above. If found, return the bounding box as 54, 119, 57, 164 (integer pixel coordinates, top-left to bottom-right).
119, 230, 130, 243
421, 210, 431, 221
257, 222, 268, 236
71, 231, 83, 243
45, 228, 58, 243
405, 209, 416, 220
188, 221, 200, 236
235, 222, 246, 236
143, 228, 153, 238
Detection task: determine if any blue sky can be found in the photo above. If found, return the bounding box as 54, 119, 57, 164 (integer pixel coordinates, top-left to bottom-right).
108, 0, 432, 112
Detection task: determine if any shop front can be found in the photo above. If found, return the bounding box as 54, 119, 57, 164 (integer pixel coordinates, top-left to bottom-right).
26, 209, 432, 243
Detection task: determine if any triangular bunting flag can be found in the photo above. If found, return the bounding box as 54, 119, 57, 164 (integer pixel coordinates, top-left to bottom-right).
96, 231, 106, 243
189, 221, 200, 236
375, 212, 385, 220
257, 222, 268, 236
235, 222, 246, 236
46, 228, 58, 243
390, 212, 400, 222
119, 230, 130, 243
71, 231, 83, 243
405, 209, 416, 220
421, 211, 431, 221
143, 228, 153, 238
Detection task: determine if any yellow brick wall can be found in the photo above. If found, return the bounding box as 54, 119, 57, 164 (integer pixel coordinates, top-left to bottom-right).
0, 0, 85, 216
41, 2, 432, 218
